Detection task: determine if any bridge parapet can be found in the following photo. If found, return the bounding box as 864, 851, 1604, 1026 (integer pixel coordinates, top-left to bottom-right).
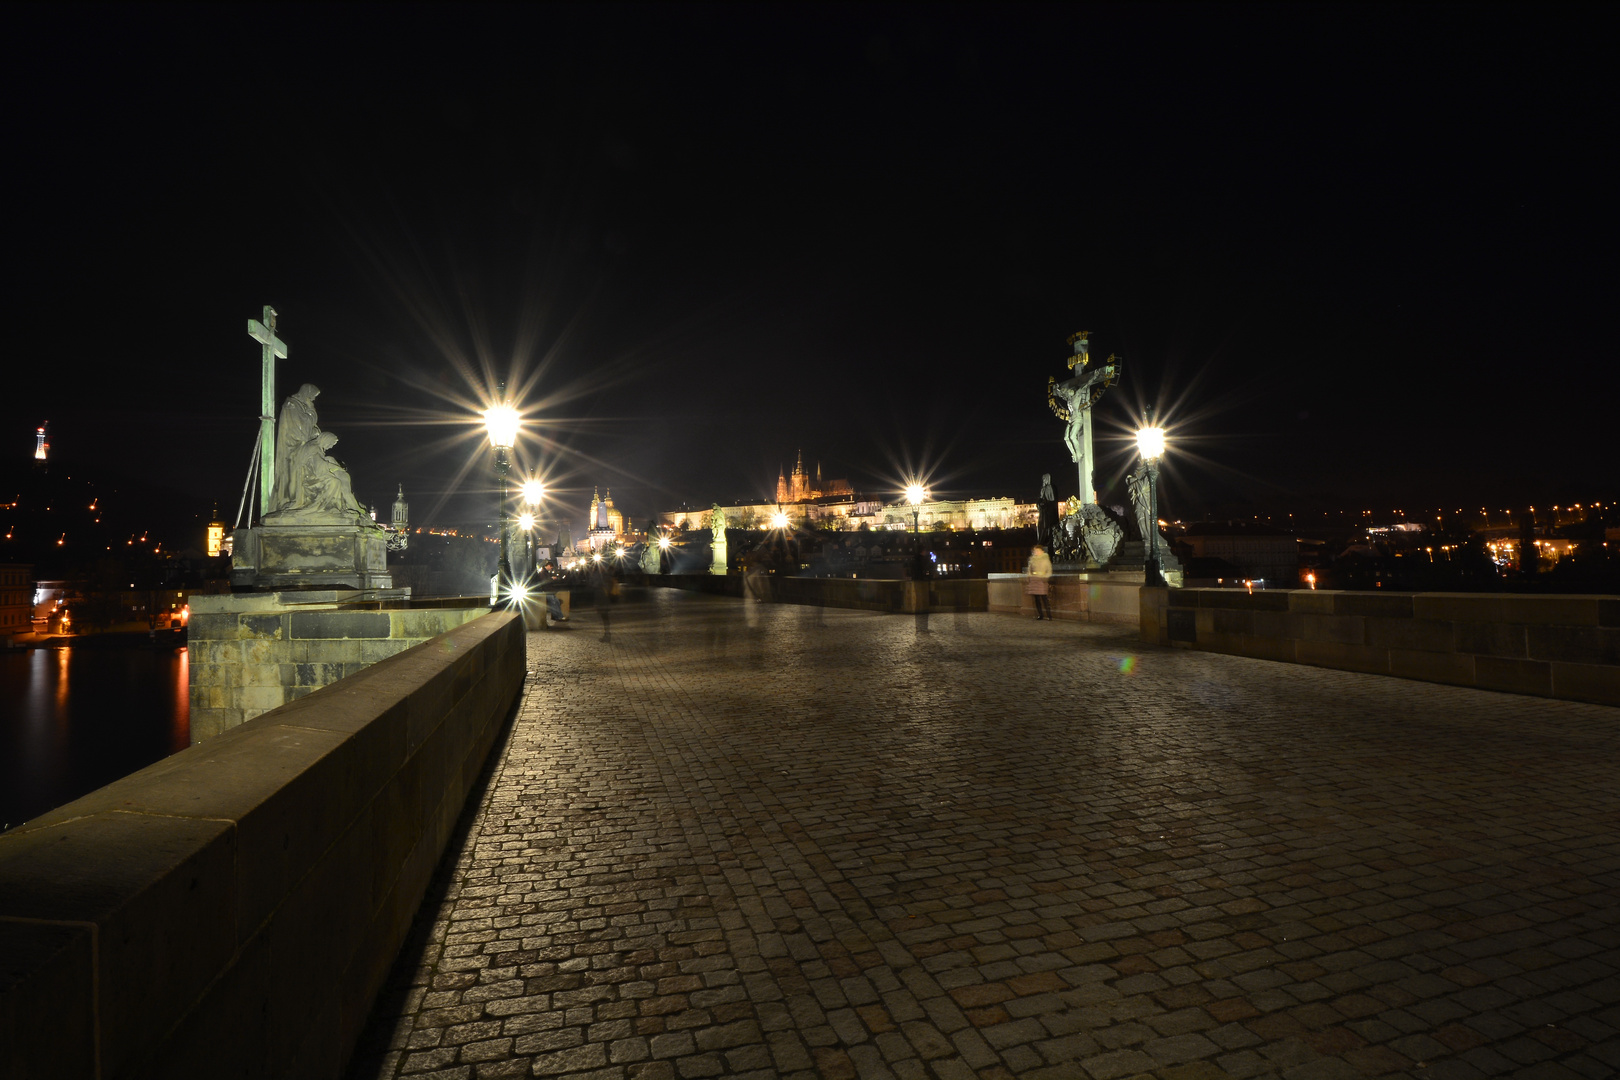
1141, 587, 1620, 705
0, 610, 524, 1079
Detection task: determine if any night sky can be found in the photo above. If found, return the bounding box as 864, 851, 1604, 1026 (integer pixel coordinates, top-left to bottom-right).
6, 4, 1611, 535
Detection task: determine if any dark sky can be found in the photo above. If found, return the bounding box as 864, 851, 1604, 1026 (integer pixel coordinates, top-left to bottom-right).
6, 3, 1612, 532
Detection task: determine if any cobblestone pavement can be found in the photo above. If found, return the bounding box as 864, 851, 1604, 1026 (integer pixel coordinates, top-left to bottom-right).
352, 590, 1620, 1080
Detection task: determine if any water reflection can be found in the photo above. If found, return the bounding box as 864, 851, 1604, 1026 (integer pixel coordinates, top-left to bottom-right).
1, 645, 191, 831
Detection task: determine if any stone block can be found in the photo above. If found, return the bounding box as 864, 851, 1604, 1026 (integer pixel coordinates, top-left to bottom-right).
289, 610, 392, 640
1198, 589, 1289, 611
1240, 635, 1297, 664
148, 932, 275, 1080
1210, 607, 1253, 635
240, 659, 284, 686
186, 614, 234, 640
1497, 594, 1604, 626
361, 638, 411, 664
1453, 620, 1526, 658
1196, 630, 1246, 655
244, 638, 281, 667
1526, 624, 1620, 665
1388, 648, 1476, 686
0, 920, 96, 1080
1331, 593, 1414, 618
190, 709, 233, 743
1550, 662, 1620, 706
1295, 639, 1389, 675
1296, 613, 1366, 645
0, 812, 238, 1079
1475, 656, 1552, 697
1287, 590, 1337, 615
1250, 610, 1297, 639
240, 685, 287, 714
237, 613, 285, 640
1365, 617, 1454, 653
1602, 598, 1620, 627
1413, 594, 1511, 624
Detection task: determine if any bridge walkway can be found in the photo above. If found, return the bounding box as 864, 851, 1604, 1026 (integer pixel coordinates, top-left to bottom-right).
351, 589, 1620, 1080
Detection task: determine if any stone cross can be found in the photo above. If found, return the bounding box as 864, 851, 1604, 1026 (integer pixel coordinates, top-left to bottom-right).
248, 306, 289, 520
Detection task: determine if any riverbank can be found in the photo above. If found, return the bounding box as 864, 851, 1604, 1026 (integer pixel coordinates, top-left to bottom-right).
4, 627, 187, 650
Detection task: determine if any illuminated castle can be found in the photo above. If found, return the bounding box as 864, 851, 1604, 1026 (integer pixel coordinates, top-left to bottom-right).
776, 451, 852, 504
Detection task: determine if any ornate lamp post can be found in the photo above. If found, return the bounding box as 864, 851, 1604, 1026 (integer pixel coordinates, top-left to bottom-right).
482, 383, 521, 602
1135, 416, 1167, 586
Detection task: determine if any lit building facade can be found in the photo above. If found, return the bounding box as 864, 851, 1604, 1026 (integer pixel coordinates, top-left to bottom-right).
585, 488, 628, 550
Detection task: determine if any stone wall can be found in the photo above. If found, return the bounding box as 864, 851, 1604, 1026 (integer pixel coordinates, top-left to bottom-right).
987, 572, 1143, 624
0, 611, 525, 1080
189, 592, 490, 743
1140, 587, 1620, 706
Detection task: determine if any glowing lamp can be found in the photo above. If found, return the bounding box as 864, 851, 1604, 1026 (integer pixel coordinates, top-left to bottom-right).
771, 511, 790, 529
657, 535, 671, 549
518, 512, 536, 531
1135, 426, 1166, 461
521, 479, 544, 504
482, 403, 521, 449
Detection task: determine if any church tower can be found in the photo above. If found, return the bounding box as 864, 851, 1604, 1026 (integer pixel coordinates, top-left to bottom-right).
790, 450, 809, 502
392, 485, 409, 531
776, 465, 789, 505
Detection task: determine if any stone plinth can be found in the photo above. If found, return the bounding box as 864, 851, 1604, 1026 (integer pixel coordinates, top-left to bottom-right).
187, 591, 489, 743
230, 524, 393, 590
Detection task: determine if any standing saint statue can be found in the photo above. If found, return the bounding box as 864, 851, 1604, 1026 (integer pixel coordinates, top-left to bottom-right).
1035, 473, 1058, 550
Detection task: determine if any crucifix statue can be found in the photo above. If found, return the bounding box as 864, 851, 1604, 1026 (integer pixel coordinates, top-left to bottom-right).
1046, 330, 1121, 505
248, 306, 289, 520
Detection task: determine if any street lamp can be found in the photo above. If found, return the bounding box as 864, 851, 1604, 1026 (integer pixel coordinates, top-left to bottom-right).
905, 483, 926, 534
519, 479, 544, 580
1135, 414, 1167, 587
482, 382, 520, 602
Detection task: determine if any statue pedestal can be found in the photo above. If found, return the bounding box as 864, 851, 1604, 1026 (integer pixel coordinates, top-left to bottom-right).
231, 524, 395, 591
1105, 539, 1184, 587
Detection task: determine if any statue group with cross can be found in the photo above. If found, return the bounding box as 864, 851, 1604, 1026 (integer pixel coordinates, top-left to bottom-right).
237, 307, 367, 528
1045, 331, 1127, 566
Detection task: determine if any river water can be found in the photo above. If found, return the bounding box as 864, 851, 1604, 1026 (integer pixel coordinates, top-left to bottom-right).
0, 644, 190, 831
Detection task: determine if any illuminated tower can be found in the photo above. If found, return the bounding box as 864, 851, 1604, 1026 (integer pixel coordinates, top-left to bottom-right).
387, 485, 410, 551
790, 450, 809, 502
776, 466, 789, 505
34, 424, 49, 462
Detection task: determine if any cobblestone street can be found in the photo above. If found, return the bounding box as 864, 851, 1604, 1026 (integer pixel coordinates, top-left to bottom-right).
352, 590, 1620, 1080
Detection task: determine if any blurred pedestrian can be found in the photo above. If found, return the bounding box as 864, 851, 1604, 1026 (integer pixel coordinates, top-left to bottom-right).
1027, 544, 1053, 620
